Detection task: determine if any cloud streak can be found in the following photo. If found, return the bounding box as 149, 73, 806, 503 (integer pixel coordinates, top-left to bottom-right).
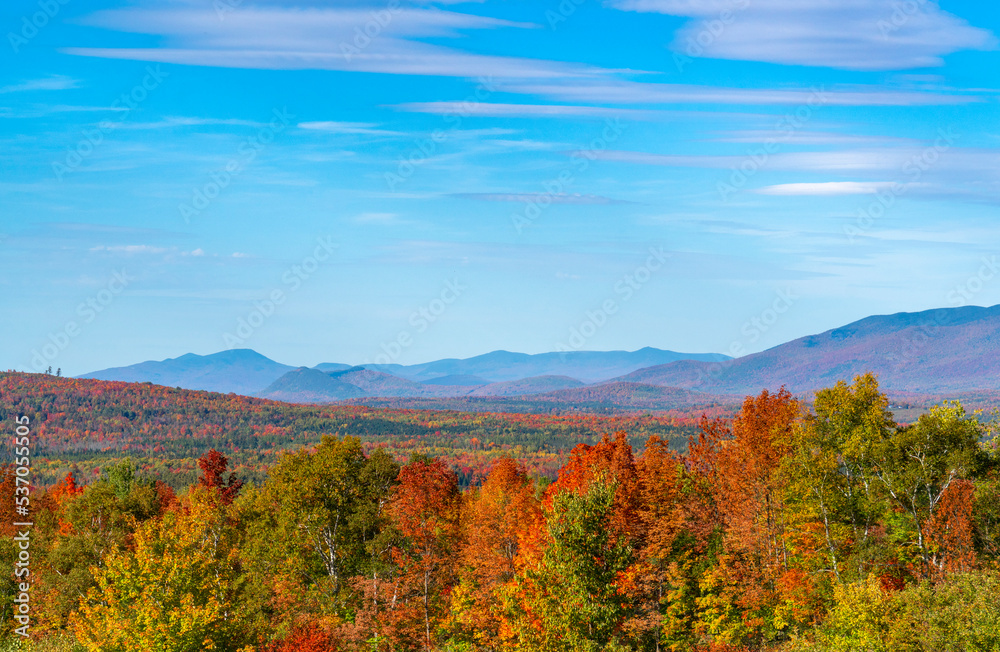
612, 0, 995, 70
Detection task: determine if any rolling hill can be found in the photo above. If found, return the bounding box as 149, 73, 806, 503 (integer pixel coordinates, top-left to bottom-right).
255, 367, 366, 403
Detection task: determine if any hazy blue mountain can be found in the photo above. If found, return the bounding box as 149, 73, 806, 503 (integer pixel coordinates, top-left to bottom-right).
618, 304, 1000, 394
351, 347, 731, 383
468, 375, 585, 397
257, 367, 365, 403
421, 374, 492, 386
78, 349, 294, 395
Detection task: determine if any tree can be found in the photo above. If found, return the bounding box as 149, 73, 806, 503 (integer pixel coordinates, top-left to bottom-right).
780, 374, 896, 586
871, 402, 982, 573
239, 436, 400, 640
198, 449, 244, 505
375, 457, 461, 652
72, 487, 255, 652
709, 388, 806, 644
444, 458, 540, 649
507, 479, 634, 652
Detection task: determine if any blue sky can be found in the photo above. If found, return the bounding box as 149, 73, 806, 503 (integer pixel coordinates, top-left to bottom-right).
1, 0, 998, 375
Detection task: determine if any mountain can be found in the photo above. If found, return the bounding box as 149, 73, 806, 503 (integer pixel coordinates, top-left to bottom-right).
257, 367, 365, 403
84, 347, 730, 396
422, 374, 492, 386
468, 375, 584, 397
258, 367, 465, 403
618, 304, 1000, 394
353, 347, 731, 383
327, 367, 437, 398
78, 349, 295, 395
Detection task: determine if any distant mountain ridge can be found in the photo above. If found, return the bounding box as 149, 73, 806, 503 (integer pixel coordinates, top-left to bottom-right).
78, 304, 1000, 405
353, 347, 730, 383
617, 305, 1000, 394
81, 347, 730, 397
78, 349, 295, 395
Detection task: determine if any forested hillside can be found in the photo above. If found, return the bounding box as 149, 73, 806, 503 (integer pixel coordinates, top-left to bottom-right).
0, 372, 701, 488
2, 373, 998, 651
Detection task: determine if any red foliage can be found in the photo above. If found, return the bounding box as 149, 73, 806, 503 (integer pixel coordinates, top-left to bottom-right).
197, 449, 243, 505
264, 622, 340, 652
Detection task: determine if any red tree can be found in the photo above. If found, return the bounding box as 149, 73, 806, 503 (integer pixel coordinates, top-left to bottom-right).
197, 449, 243, 505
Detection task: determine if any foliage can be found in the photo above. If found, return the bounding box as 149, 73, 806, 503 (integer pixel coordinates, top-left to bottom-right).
3, 372, 1000, 651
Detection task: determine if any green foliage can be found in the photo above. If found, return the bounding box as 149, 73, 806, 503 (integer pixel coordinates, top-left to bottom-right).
72, 488, 255, 652
514, 480, 634, 652
790, 571, 1000, 652
103, 459, 136, 500
238, 436, 400, 633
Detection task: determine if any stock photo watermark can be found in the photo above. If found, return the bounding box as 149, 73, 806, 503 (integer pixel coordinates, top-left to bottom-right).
555, 247, 668, 353
694, 287, 799, 384
844, 126, 957, 241
8, 0, 70, 53
511, 117, 626, 234
877, 0, 931, 38
180, 108, 294, 223
717, 87, 829, 202
222, 236, 336, 348
673, 0, 751, 72
364, 278, 467, 366
11, 414, 33, 638
28, 269, 135, 373
385, 76, 497, 192
340, 0, 402, 61
52, 66, 169, 181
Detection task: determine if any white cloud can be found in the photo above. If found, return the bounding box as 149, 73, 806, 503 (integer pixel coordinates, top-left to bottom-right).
298, 121, 404, 136
118, 116, 268, 130
611, 0, 995, 70
511, 81, 979, 107
0, 76, 80, 94
451, 192, 632, 205
755, 181, 903, 196
63, 7, 582, 80
395, 102, 656, 118
90, 244, 168, 254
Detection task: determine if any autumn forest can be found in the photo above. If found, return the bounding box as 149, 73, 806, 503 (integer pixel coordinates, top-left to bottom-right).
3, 372, 1000, 651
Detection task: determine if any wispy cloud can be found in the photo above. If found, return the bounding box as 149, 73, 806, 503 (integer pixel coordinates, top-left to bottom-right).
298, 121, 405, 136
755, 181, 904, 196
394, 102, 654, 119
118, 116, 269, 130
580, 147, 1000, 175
611, 0, 995, 70
90, 244, 169, 254
63, 7, 592, 81
0, 76, 80, 94
451, 192, 634, 205
511, 80, 981, 107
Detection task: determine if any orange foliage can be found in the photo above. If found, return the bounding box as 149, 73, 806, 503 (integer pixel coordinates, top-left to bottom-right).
926, 478, 977, 576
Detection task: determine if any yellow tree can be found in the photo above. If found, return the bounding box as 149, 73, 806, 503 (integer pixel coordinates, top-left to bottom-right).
71, 486, 255, 652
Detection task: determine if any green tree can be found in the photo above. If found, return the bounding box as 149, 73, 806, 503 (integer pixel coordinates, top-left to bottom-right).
72, 487, 254, 652
510, 479, 634, 652
238, 436, 400, 635
871, 402, 983, 570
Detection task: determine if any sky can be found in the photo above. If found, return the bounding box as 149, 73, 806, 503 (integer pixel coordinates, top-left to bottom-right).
1, 0, 998, 376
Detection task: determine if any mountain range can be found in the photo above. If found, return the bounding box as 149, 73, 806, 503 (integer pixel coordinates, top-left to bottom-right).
81, 347, 727, 399
79, 304, 1000, 408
